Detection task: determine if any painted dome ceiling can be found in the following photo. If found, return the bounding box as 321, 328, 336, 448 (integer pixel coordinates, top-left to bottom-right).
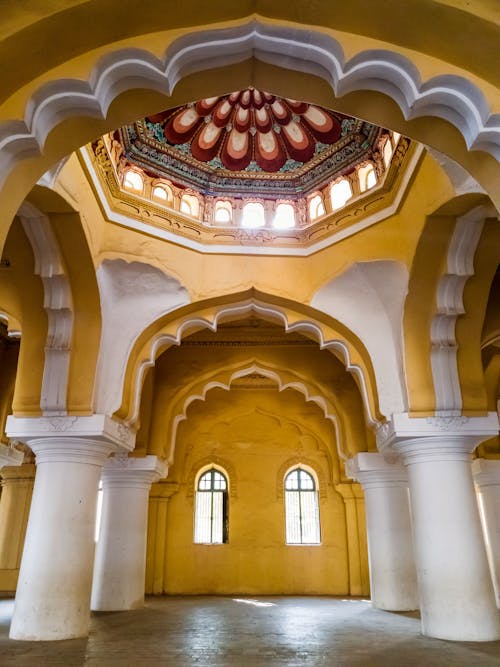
116, 88, 386, 199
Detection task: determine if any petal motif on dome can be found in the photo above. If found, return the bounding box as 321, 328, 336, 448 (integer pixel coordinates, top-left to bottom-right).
301, 107, 342, 143
234, 106, 251, 132
285, 99, 308, 114
221, 129, 251, 170
255, 130, 286, 172
213, 99, 233, 128
191, 122, 223, 162
196, 97, 219, 116
281, 121, 315, 162
165, 107, 201, 143
240, 90, 251, 108
271, 100, 291, 125
255, 107, 272, 133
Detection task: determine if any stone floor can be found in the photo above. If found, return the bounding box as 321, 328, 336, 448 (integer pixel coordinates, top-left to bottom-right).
1, 596, 500, 666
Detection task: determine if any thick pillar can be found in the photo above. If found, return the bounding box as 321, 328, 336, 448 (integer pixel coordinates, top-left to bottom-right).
91, 455, 167, 611
6, 415, 134, 641
472, 458, 500, 608
378, 413, 500, 641
0, 462, 36, 592
347, 453, 418, 610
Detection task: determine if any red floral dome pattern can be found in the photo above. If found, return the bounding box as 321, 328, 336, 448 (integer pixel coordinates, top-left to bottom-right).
148, 89, 342, 173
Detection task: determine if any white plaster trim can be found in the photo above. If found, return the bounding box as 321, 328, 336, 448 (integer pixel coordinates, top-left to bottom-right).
346, 452, 408, 489
0, 442, 24, 469
376, 412, 499, 459
0, 21, 498, 198
17, 201, 73, 416
167, 361, 345, 464
430, 205, 494, 415
80, 143, 424, 256
127, 297, 378, 429
101, 454, 168, 487
426, 148, 486, 196
5, 414, 135, 452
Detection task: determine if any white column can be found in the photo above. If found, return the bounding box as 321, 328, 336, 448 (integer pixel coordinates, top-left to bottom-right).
473, 458, 500, 608
378, 413, 500, 641
347, 453, 418, 611
5, 415, 134, 641
91, 455, 167, 611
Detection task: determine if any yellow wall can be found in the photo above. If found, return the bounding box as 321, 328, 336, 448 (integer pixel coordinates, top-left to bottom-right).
148, 388, 368, 595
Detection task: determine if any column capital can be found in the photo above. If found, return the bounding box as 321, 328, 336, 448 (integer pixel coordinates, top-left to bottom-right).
6, 414, 135, 460
151, 480, 180, 500
376, 412, 499, 464
101, 455, 168, 489
472, 458, 500, 487
346, 452, 408, 489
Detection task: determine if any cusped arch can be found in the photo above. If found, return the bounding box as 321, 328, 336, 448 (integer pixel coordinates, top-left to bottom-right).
115, 289, 383, 429
165, 360, 348, 466
1, 19, 500, 249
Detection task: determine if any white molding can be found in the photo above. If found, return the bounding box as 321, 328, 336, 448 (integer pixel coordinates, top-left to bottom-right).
127, 297, 379, 429
166, 361, 345, 464
0, 21, 498, 195
346, 452, 408, 489
18, 201, 74, 416
0, 442, 24, 470
430, 205, 494, 414
101, 454, 168, 487
5, 414, 135, 452
80, 143, 424, 257
376, 412, 499, 460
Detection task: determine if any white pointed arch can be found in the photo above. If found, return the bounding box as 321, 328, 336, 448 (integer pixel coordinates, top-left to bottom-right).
165, 360, 347, 465
120, 293, 381, 430
0, 20, 499, 202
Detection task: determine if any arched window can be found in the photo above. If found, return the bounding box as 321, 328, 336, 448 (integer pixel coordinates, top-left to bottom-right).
241, 202, 265, 228
383, 139, 394, 168
180, 193, 200, 217
358, 164, 377, 192
152, 184, 173, 203
285, 467, 320, 544
194, 468, 229, 544
309, 194, 325, 221
273, 203, 295, 229
123, 170, 143, 192
330, 179, 352, 211
214, 200, 233, 224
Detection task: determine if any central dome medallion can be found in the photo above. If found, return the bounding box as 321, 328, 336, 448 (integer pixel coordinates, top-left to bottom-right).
151, 88, 342, 172
117, 88, 384, 199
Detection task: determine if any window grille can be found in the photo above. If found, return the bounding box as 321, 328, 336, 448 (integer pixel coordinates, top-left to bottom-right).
285, 468, 321, 544
194, 469, 229, 544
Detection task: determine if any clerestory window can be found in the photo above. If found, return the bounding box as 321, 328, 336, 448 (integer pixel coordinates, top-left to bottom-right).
194, 468, 229, 544
285, 467, 321, 544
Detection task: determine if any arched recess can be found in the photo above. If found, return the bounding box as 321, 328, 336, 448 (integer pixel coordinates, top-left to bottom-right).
164, 361, 353, 466
19, 188, 102, 414
403, 194, 498, 416
0, 18, 500, 249
115, 288, 382, 429
0, 215, 46, 414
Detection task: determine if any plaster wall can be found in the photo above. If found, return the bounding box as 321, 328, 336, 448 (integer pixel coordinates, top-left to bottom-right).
156, 389, 365, 595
